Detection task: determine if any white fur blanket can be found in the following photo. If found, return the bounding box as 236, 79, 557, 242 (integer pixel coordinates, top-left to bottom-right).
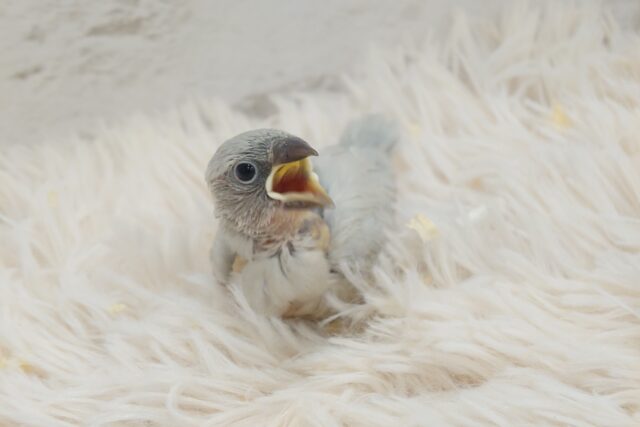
1, 4, 639, 426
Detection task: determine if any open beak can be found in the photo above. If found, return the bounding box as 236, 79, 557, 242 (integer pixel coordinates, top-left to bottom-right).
266, 137, 334, 208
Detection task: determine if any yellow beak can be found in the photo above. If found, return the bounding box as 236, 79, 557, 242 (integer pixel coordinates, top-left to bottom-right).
266, 157, 334, 208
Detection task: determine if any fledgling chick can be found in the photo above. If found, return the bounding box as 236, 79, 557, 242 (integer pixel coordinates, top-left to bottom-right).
205, 115, 398, 317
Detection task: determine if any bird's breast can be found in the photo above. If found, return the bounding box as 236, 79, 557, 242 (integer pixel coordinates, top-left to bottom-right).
231, 213, 333, 316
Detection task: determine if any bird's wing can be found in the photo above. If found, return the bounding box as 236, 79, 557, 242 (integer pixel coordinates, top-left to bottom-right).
312, 115, 399, 272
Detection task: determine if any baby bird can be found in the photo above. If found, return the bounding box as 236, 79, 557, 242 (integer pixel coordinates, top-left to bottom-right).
205, 115, 398, 317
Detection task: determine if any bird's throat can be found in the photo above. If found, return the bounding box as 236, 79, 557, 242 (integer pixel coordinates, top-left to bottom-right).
254, 210, 330, 254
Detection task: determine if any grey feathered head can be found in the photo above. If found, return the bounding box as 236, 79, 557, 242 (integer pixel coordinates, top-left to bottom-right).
205, 129, 332, 236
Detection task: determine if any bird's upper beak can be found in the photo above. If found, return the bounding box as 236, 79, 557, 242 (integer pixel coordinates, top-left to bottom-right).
266, 137, 334, 208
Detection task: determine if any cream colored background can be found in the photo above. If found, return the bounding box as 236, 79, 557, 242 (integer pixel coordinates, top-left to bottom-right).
2, 0, 638, 146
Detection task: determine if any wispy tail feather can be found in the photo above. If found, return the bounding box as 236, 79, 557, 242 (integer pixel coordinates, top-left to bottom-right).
314, 114, 399, 272
339, 114, 399, 153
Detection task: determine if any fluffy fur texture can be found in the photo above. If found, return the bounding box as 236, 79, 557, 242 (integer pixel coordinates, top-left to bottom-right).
2, 3, 640, 426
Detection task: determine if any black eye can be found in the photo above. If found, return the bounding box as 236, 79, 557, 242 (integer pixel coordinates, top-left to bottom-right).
234, 162, 257, 183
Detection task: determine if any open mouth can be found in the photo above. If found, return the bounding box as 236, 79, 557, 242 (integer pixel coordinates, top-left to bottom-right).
266, 157, 333, 208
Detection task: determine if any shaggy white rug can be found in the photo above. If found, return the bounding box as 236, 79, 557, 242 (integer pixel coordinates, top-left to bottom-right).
2, 3, 640, 426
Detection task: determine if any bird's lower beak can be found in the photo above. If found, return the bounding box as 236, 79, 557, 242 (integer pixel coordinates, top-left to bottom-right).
266, 157, 334, 208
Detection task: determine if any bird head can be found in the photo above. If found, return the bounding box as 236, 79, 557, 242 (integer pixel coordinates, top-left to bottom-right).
205, 129, 333, 235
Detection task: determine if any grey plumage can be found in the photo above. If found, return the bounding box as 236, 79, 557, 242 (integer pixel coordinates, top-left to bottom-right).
206, 129, 305, 237
205, 114, 399, 316
313, 114, 398, 271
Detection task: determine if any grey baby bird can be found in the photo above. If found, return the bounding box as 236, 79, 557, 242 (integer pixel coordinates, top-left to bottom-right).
205, 115, 398, 317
